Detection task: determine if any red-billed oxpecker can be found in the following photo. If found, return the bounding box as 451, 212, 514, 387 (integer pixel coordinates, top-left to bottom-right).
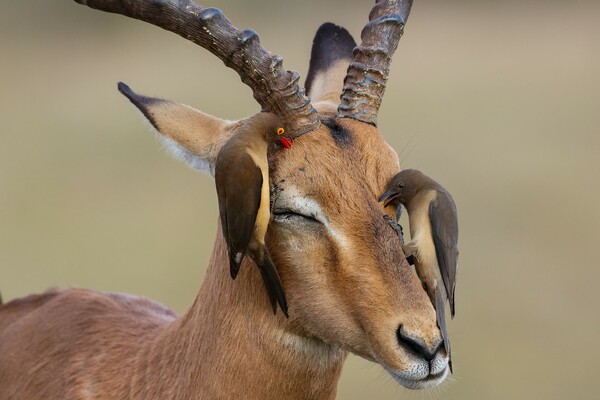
117, 83, 288, 316
380, 169, 458, 369
215, 114, 288, 317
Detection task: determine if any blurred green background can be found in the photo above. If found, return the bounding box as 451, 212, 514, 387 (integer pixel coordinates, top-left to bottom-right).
1, 0, 599, 399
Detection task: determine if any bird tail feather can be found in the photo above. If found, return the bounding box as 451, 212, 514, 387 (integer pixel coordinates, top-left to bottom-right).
435, 285, 452, 373
228, 250, 244, 280
256, 250, 288, 318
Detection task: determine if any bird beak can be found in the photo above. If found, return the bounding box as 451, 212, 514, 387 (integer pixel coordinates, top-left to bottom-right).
379, 191, 400, 207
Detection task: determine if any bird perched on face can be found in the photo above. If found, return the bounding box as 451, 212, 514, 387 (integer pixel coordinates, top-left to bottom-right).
214, 114, 288, 317
379, 168, 458, 370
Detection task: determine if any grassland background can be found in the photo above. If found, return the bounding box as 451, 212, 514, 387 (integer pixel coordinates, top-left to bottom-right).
1, 1, 599, 399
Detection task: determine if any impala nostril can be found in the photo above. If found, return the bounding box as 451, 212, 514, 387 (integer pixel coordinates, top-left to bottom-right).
396, 325, 441, 362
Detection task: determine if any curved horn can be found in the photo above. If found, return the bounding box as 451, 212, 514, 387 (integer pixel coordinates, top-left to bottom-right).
337, 0, 413, 126
74, 0, 320, 139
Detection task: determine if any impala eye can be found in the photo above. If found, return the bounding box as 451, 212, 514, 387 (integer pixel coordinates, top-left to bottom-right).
272, 209, 319, 223
271, 192, 325, 226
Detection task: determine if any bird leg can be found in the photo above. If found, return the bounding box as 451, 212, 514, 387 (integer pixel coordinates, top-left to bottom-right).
383, 216, 417, 265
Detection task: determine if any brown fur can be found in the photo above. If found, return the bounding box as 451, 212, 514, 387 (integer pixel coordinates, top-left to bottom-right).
0, 17, 448, 400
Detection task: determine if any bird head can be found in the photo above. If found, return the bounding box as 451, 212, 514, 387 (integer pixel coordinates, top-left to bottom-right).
379, 168, 426, 209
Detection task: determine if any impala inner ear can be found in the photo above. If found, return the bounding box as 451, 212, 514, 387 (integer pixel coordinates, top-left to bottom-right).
305, 23, 356, 108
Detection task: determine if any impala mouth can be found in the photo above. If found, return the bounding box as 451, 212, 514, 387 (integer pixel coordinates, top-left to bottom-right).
386, 365, 449, 390
375, 341, 450, 390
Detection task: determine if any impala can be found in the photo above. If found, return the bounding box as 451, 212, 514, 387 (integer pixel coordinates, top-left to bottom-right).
0, 0, 451, 398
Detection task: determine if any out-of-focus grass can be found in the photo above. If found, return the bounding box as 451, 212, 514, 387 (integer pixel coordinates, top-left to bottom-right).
1, 1, 599, 399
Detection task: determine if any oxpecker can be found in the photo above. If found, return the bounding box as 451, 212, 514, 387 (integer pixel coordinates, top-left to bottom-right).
380, 169, 458, 369
215, 115, 288, 317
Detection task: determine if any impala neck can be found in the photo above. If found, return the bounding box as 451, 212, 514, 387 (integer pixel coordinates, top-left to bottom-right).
139, 225, 346, 400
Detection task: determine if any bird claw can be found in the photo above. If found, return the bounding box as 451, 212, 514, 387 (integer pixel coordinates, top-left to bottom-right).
383, 215, 415, 265
383, 214, 405, 245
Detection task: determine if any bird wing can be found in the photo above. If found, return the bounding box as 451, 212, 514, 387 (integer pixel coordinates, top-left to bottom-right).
216, 150, 263, 280
429, 191, 459, 317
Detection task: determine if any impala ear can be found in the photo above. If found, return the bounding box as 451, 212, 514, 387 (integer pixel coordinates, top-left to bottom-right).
118, 82, 236, 176
305, 23, 356, 108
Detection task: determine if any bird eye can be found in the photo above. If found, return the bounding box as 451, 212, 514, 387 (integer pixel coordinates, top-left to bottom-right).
397, 182, 405, 189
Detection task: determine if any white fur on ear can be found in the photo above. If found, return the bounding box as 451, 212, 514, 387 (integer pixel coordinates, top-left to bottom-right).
138, 115, 213, 175
159, 135, 214, 174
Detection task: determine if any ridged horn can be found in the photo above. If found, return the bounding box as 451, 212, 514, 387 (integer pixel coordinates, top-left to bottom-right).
74, 0, 320, 139
338, 0, 413, 126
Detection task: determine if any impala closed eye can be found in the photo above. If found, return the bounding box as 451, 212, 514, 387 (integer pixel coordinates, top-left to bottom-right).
272, 209, 320, 223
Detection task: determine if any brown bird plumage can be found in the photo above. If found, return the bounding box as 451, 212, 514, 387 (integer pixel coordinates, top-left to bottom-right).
380, 168, 458, 370
215, 114, 288, 317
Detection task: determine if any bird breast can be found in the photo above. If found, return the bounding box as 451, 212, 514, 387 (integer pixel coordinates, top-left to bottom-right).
246, 147, 270, 245
407, 190, 440, 281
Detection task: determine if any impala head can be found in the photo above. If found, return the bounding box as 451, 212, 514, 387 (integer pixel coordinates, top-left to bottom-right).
86, 0, 449, 389
267, 122, 448, 388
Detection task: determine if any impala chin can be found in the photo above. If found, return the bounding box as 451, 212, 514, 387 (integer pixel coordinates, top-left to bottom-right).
383, 354, 450, 390
388, 367, 449, 390
376, 352, 448, 390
